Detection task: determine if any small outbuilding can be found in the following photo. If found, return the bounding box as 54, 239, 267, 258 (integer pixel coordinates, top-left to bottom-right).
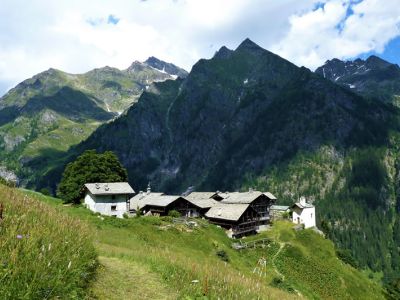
291, 197, 316, 228
270, 205, 290, 220
83, 182, 135, 218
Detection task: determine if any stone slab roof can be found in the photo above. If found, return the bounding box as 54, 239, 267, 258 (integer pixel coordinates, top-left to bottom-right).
85, 182, 134, 195
205, 204, 250, 221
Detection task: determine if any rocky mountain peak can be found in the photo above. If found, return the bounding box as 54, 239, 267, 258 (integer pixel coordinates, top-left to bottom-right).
315, 55, 400, 102
213, 46, 233, 59
236, 38, 261, 50
144, 56, 188, 78
365, 55, 395, 69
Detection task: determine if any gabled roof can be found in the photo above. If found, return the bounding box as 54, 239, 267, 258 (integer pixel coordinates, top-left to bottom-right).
220, 191, 264, 204
263, 192, 277, 200
185, 192, 220, 208
291, 202, 314, 209
270, 205, 290, 211
84, 182, 135, 195
130, 193, 193, 210
205, 204, 251, 221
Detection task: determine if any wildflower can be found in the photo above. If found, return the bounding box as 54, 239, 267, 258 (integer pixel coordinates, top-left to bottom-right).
67, 261, 72, 269
16, 234, 23, 239
48, 243, 52, 251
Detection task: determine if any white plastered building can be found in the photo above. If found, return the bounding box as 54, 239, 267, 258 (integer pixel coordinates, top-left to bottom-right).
83, 182, 135, 218
291, 197, 316, 228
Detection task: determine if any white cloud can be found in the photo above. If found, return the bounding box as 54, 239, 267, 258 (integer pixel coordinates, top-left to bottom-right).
0, 0, 399, 95
271, 0, 400, 69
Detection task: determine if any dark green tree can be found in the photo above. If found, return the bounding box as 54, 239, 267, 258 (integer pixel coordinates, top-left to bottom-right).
57, 150, 128, 203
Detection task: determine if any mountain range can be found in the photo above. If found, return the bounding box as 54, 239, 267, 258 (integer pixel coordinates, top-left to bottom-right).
0, 57, 187, 184
1, 38, 400, 282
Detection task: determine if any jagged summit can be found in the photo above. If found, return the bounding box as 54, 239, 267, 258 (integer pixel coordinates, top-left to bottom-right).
365, 55, 394, 69
144, 56, 188, 78
316, 55, 400, 102
213, 46, 233, 59
236, 38, 262, 50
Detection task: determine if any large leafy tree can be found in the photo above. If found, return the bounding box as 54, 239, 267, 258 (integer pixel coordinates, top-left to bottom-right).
57, 150, 128, 203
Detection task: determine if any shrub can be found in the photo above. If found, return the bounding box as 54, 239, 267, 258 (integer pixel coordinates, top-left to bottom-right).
39, 188, 51, 196
270, 276, 295, 293
168, 210, 181, 218
216, 250, 229, 262
336, 248, 359, 269
160, 216, 173, 223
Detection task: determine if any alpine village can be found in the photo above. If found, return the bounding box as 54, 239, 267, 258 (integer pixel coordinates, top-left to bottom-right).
1, 2, 400, 299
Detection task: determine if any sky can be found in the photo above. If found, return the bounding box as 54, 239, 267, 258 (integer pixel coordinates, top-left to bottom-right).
0, 0, 399, 96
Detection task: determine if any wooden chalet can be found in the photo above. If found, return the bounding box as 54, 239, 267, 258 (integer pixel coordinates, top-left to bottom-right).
130, 192, 201, 217
205, 203, 260, 238
220, 191, 276, 226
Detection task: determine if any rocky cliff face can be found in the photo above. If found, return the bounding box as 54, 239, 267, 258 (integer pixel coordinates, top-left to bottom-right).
144, 56, 188, 79
315, 56, 400, 104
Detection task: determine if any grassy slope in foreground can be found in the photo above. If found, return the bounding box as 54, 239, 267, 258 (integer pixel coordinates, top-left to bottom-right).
0, 185, 97, 299
24, 190, 384, 300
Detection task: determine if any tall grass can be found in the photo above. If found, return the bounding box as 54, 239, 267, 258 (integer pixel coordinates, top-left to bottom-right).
88, 216, 299, 299
0, 185, 97, 299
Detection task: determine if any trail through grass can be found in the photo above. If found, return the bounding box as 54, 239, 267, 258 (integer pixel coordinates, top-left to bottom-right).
89, 256, 176, 300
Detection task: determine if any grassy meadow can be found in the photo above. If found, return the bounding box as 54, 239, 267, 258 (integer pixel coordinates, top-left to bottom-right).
1, 185, 385, 299
0, 185, 97, 299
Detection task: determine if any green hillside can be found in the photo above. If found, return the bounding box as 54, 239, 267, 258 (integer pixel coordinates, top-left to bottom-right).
2, 184, 385, 299
0, 59, 187, 185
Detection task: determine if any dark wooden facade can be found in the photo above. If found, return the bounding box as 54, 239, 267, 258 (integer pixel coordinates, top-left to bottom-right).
142, 197, 201, 217
207, 206, 260, 238
250, 195, 274, 225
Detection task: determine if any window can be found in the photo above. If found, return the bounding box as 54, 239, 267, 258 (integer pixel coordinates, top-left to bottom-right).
111, 205, 117, 211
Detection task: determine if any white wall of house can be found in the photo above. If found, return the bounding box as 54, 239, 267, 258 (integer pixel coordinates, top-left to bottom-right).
292, 206, 316, 228
84, 192, 128, 218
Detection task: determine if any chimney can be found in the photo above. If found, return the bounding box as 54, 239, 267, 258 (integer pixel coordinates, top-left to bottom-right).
249, 187, 253, 193
299, 196, 306, 206
217, 207, 222, 216
147, 182, 151, 195
104, 184, 109, 191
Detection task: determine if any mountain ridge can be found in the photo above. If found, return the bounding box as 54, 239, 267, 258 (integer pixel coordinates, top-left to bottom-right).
0, 57, 187, 185
315, 55, 400, 103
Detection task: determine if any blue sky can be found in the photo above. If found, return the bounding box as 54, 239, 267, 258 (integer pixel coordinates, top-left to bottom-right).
0, 0, 399, 96
357, 37, 400, 65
